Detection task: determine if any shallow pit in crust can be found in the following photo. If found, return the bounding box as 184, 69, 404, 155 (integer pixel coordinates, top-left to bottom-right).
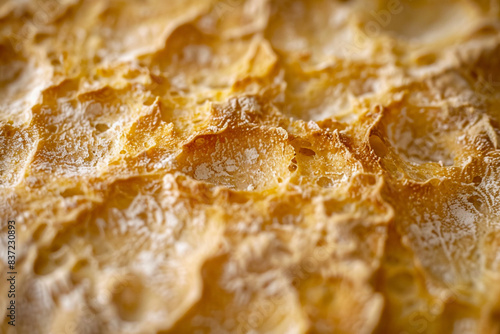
176, 127, 294, 191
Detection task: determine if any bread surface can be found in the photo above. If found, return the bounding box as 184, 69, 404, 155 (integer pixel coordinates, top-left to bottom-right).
1, 0, 500, 333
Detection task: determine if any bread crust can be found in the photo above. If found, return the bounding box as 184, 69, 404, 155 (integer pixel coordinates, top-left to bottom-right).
1, 0, 500, 333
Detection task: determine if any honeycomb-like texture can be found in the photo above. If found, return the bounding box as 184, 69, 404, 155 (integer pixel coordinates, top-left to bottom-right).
1, 0, 500, 333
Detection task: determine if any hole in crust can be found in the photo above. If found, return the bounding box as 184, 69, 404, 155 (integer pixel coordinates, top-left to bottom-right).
415, 53, 437, 66
299, 147, 316, 157
195, 137, 206, 146
61, 187, 84, 197
473, 176, 482, 186
95, 123, 110, 133
467, 195, 483, 212
369, 135, 388, 158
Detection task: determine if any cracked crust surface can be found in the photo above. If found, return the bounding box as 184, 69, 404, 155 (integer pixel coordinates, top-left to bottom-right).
1, 0, 500, 333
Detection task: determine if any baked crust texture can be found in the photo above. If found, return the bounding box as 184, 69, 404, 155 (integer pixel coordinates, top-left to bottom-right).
1, 0, 500, 333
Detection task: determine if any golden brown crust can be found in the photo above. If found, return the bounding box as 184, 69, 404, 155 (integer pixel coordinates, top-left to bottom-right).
1, 0, 500, 333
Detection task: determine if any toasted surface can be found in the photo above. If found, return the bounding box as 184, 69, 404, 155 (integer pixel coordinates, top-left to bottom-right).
1, 0, 500, 333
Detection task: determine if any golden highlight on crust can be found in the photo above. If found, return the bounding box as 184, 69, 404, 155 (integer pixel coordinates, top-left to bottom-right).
1, 0, 500, 333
